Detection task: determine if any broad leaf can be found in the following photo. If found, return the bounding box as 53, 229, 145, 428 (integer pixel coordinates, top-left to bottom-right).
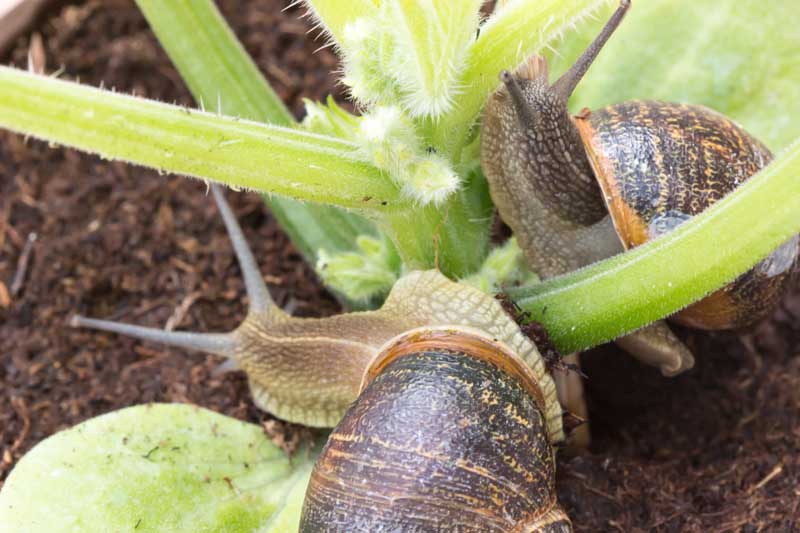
548, 0, 800, 150
0, 404, 317, 532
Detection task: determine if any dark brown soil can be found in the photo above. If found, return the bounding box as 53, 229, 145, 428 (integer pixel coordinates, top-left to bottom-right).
1, 1, 798, 531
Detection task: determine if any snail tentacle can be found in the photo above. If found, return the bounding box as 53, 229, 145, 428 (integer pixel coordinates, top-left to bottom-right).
210, 184, 279, 316
69, 314, 236, 356
552, 0, 631, 99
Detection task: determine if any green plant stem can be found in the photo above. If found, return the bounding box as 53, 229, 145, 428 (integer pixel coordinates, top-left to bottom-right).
136, 0, 377, 263
510, 138, 800, 353
381, 196, 489, 276
0, 67, 402, 211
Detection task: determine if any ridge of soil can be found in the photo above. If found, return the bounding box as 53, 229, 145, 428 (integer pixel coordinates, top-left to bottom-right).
1, 1, 798, 531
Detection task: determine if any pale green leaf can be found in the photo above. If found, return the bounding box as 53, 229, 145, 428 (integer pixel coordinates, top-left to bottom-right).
0, 404, 317, 533
548, 0, 800, 150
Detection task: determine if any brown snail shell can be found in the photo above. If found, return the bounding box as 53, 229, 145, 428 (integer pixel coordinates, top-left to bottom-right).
576, 101, 800, 329
300, 327, 571, 533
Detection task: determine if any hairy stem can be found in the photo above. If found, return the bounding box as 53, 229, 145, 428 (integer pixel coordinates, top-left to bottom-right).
0, 67, 402, 211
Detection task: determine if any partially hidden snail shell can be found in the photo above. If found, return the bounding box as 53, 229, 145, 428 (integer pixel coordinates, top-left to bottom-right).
577, 100, 800, 329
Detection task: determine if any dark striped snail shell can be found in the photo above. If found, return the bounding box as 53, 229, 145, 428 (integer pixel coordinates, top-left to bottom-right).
480, 0, 799, 378
300, 327, 571, 533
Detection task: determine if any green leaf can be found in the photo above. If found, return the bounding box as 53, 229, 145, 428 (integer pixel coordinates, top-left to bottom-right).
135, 0, 377, 266
548, 0, 800, 150
0, 67, 402, 211
136, 0, 293, 127
0, 404, 317, 532
511, 138, 800, 353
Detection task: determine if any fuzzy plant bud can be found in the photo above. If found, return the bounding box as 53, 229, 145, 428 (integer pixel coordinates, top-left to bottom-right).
358, 106, 421, 176
300, 96, 360, 141
316, 235, 400, 302
462, 238, 537, 293
340, 17, 399, 106
402, 153, 461, 205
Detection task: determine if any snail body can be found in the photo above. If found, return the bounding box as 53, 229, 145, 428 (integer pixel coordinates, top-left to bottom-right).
481, 0, 799, 375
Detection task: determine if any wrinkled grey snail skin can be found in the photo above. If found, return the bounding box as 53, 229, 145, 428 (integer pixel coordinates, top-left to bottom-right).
72, 184, 574, 531
480, 0, 798, 445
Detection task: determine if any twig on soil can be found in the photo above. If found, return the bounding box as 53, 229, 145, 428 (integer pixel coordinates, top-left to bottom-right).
10, 231, 37, 296
10, 396, 31, 453
581, 482, 619, 504
648, 510, 683, 530
164, 291, 202, 331
747, 463, 783, 494
0, 281, 10, 308
27, 32, 45, 74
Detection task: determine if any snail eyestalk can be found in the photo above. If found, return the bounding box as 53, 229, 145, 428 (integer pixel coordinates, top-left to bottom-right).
552, 0, 631, 99
500, 70, 537, 128
209, 184, 275, 315
69, 315, 236, 357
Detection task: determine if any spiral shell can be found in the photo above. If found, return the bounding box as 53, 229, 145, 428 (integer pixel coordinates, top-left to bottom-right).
300, 328, 571, 533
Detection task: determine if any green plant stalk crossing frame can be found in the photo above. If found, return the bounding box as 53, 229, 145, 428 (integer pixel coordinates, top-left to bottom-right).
135, 0, 376, 263
511, 138, 800, 353
0, 66, 401, 210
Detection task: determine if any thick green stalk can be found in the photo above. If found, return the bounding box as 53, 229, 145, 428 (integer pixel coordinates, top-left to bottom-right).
136, 0, 376, 262
381, 192, 491, 277
0, 67, 402, 211
510, 139, 800, 353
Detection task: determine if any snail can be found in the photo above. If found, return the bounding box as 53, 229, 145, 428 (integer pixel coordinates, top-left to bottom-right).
481, 0, 799, 387
72, 185, 572, 531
